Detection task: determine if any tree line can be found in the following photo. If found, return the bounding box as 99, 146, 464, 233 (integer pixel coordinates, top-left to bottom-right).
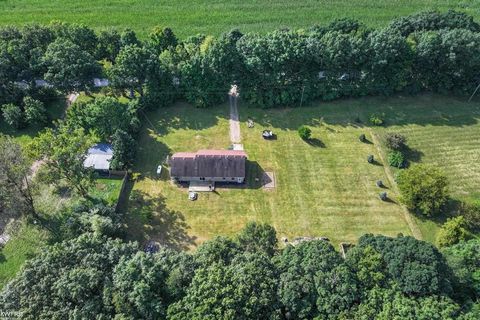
0, 217, 478, 319
1, 10, 480, 116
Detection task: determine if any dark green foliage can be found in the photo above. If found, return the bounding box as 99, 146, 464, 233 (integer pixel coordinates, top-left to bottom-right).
358, 234, 454, 296
443, 239, 480, 302
460, 200, 480, 231
50, 21, 98, 55
148, 26, 178, 54
298, 125, 311, 140
388, 150, 405, 168
0, 235, 138, 319
1, 103, 23, 128
236, 221, 277, 256
58, 201, 125, 240
23, 96, 47, 125
95, 29, 121, 62
436, 216, 470, 248
110, 129, 136, 170
43, 38, 101, 93
194, 236, 241, 267
385, 132, 407, 150
109, 44, 151, 96
168, 253, 281, 320
388, 10, 480, 37
397, 164, 449, 216
369, 112, 385, 126
274, 240, 342, 319
346, 245, 386, 290
67, 96, 140, 140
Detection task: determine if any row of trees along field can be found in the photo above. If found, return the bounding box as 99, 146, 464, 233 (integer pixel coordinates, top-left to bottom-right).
1, 10, 480, 113
0, 219, 479, 319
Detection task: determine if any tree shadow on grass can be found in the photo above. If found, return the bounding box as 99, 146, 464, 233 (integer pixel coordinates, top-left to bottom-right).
306, 138, 326, 148
403, 145, 424, 163
241, 94, 480, 130
126, 190, 196, 250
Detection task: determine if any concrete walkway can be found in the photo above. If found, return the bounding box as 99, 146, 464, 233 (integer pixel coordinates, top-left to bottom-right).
229, 92, 241, 143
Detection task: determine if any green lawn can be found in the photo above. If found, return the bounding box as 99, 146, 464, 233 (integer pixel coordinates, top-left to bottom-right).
0, 221, 49, 288
0, 98, 66, 147
90, 177, 125, 205
129, 94, 480, 248
0, 1, 478, 38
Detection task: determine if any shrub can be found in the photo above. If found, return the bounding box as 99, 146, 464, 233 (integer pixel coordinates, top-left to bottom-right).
397, 164, 449, 216
298, 125, 312, 140
369, 113, 385, 126
24, 96, 47, 125
388, 150, 405, 168
1, 103, 24, 129
379, 192, 387, 201
385, 132, 407, 150
437, 216, 470, 248
460, 200, 480, 231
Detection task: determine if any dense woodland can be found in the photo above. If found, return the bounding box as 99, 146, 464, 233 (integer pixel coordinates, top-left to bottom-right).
1, 10, 480, 319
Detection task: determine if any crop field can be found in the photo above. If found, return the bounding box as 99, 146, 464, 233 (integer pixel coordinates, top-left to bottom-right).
128, 94, 480, 248
0, 1, 478, 38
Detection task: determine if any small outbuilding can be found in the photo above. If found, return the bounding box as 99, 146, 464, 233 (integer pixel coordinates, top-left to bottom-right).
84, 143, 113, 172
170, 149, 247, 184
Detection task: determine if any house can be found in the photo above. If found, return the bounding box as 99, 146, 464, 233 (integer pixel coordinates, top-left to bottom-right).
84, 143, 113, 172
170, 150, 247, 184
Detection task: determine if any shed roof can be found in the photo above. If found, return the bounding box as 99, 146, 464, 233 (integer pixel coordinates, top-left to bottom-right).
84, 143, 113, 170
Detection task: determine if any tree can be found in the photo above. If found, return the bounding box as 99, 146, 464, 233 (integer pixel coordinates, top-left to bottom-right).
0, 235, 137, 319
0, 135, 37, 220
298, 125, 312, 140
95, 29, 121, 62
236, 221, 277, 256
168, 253, 281, 320
43, 38, 101, 93
385, 132, 407, 150
442, 239, 480, 301
388, 150, 405, 168
66, 96, 140, 140
148, 26, 177, 55
346, 245, 386, 290
194, 236, 241, 267
110, 129, 136, 170
315, 264, 359, 318
397, 164, 449, 216
109, 44, 151, 96
23, 96, 47, 125
111, 252, 170, 319
274, 240, 343, 319
28, 124, 98, 196
437, 216, 470, 248
358, 234, 454, 296
1, 103, 23, 129
50, 21, 98, 55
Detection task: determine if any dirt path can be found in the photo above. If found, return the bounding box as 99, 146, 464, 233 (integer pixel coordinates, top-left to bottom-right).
368, 128, 423, 240
229, 94, 241, 143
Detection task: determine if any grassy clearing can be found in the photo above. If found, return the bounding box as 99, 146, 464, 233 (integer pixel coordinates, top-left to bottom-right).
0, 221, 49, 288
0, 98, 65, 147
0, 1, 478, 38
130, 94, 480, 248
90, 177, 124, 205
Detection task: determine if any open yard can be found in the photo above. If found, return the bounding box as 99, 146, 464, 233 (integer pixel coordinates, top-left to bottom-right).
0, 1, 478, 38
128, 94, 480, 248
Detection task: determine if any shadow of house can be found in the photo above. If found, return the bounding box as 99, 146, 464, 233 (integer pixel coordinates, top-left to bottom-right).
241, 94, 480, 131
126, 190, 196, 250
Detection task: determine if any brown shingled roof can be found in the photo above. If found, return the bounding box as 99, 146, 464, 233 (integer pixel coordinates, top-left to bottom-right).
170, 150, 247, 178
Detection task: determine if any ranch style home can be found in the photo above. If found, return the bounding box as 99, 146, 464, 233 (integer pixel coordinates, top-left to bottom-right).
169, 150, 247, 184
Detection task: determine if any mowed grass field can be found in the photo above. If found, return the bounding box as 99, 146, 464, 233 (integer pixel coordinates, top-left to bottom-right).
130, 94, 480, 248
0, 1, 479, 38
